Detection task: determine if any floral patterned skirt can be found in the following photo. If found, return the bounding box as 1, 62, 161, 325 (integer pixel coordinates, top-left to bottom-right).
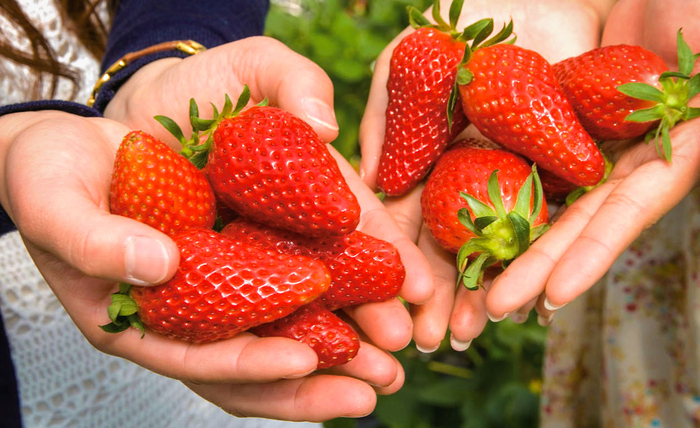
540, 190, 700, 428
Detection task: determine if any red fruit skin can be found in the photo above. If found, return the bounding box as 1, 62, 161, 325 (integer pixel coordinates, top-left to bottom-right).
207, 106, 361, 237
221, 219, 405, 311
251, 302, 360, 369
554, 45, 668, 140
421, 139, 549, 254
458, 44, 605, 187
130, 229, 331, 344
110, 131, 216, 237
377, 27, 471, 196
538, 168, 578, 202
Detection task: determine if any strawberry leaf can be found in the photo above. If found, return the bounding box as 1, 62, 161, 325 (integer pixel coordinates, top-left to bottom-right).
154, 115, 187, 146
659, 71, 691, 80
676, 29, 698, 76
461, 18, 492, 41
234, 85, 252, 115
688, 74, 700, 99
513, 172, 533, 220
221, 93, 234, 118
474, 216, 498, 232
448, 0, 465, 30
507, 211, 531, 257
431, 0, 448, 30
471, 20, 494, 49
189, 98, 199, 128
486, 170, 507, 219
460, 192, 497, 218
456, 67, 474, 85
457, 207, 481, 236
661, 125, 673, 162
481, 19, 514, 48
617, 82, 666, 103
408, 6, 432, 28
189, 150, 209, 170
459, 252, 492, 290
685, 107, 700, 121
624, 105, 665, 122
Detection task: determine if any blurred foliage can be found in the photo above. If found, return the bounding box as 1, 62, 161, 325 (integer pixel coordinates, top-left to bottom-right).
266, 1, 548, 427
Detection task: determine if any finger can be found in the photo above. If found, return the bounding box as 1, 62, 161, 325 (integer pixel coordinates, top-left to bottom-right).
185, 374, 377, 421
448, 276, 491, 351
411, 227, 457, 353
235, 37, 339, 143
4, 116, 180, 286
543, 123, 700, 308
333, 149, 434, 305
509, 297, 537, 324
484, 180, 616, 319
382, 184, 426, 243
327, 342, 402, 392
343, 298, 413, 352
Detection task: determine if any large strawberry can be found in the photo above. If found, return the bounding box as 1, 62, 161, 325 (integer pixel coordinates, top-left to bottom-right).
101, 228, 331, 343
109, 130, 216, 237
555, 29, 700, 160
221, 218, 404, 311
421, 139, 549, 289
251, 302, 360, 369
157, 87, 361, 237
453, 24, 606, 187
376, 0, 474, 196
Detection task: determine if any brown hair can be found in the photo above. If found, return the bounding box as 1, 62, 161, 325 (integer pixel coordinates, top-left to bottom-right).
0, 0, 117, 100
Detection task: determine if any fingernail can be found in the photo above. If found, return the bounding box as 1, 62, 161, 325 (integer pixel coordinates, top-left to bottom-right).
450, 335, 472, 352
124, 236, 170, 285
416, 343, 440, 354
359, 167, 366, 180
544, 298, 567, 311
510, 312, 529, 324
488, 312, 510, 323
302, 98, 339, 132
537, 313, 555, 327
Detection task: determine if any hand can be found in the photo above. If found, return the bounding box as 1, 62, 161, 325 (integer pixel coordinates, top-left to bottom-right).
0, 111, 404, 421
358, 0, 614, 352
484, 0, 700, 325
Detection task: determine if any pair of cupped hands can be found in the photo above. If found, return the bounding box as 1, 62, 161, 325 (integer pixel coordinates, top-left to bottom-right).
0, 0, 698, 422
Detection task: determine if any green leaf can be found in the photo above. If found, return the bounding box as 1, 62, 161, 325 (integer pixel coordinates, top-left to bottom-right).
188, 98, 200, 130
447, 83, 460, 131
448, 0, 465, 30
486, 170, 507, 219
481, 19, 514, 48
257, 98, 269, 107
662, 125, 673, 162
107, 301, 122, 322
460, 252, 492, 290
154, 115, 186, 145
431, 0, 448, 29
512, 173, 533, 220
688, 74, 700, 99
128, 314, 145, 338
659, 71, 690, 80
456, 67, 473, 85
457, 207, 479, 235
190, 151, 209, 170
529, 165, 544, 224
676, 29, 698, 76
190, 117, 217, 132
118, 300, 139, 317
118, 283, 131, 294
99, 321, 130, 334
234, 86, 251, 115
221, 93, 234, 118
624, 105, 664, 122
471, 19, 494, 49
685, 107, 700, 121
474, 216, 498, 232
408, 6, 431, 28
507, 212, 531, 257
617, 82, 666, 102
461, 18, 492, 41
460, 192, 497, 218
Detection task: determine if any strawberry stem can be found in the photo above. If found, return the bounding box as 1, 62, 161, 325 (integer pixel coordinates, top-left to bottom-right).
99, 283, 145, 337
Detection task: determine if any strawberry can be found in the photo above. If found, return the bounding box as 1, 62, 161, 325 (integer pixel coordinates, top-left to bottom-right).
555, 29, 700, 161
453, 24, 606, 187
101, 228, 331, 343
109, 131, 216, 237
376, 0, 472, 196
538, 168, 578, 202
157, 87, 361, 237
221, 218, 404, 311
420, 139, 549, 289
250, 302, 360, 369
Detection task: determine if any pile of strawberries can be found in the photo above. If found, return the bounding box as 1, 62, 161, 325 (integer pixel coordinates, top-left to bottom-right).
379, 0, 700, 288
103, 88, 405, 369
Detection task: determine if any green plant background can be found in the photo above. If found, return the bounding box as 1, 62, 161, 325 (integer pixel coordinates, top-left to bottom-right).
265, 1, 548, 426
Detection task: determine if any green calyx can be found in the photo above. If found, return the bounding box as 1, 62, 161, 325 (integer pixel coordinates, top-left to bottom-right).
99, 283, 145, 337
446, 17, 516, 130
618, 29, 700, 162
154, 85, 267, 169
457, 165, 549, 290
408, 0, 467, 40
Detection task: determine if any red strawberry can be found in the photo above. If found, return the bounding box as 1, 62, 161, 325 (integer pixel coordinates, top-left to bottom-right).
554, 30, 700, 161
538, 168, 578, 202
554, 45, 668, 141
101, 228, 331, 343
421, 139, 549, 289
109, 131, 216, 237
377, 4, 472, 197
455, 27, 606, 187
158, 88, 361, 237
251, 302, 360, 369
221, 218, 404, 311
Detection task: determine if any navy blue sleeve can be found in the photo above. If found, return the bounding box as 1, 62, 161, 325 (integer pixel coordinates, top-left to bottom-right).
93, 0, 270, 112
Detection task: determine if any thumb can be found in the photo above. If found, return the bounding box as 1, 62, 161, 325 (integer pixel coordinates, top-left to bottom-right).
236, 37, 340, 143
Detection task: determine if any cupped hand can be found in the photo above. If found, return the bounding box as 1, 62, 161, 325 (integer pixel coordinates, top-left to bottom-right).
358, 0, 613, 352
0, 111, 403, 421
484, 0, 700, 325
